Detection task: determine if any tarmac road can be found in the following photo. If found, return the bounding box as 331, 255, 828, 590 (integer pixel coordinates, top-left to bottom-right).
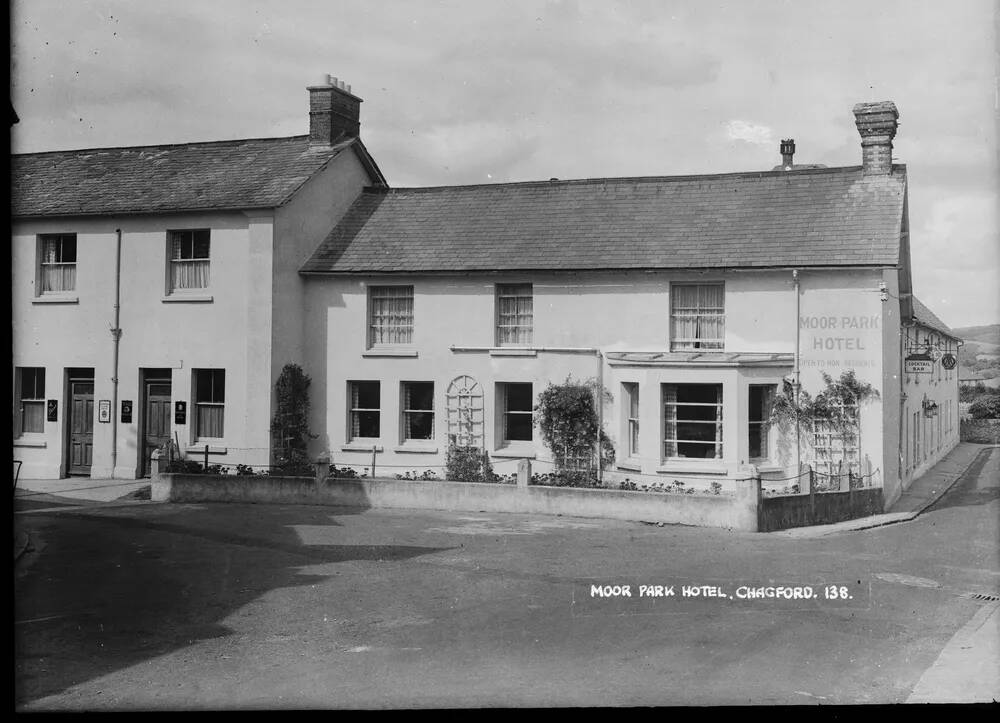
14, 447, 999, 709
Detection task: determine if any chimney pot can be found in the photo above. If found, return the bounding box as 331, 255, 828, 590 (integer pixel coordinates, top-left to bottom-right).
780, 139, 795, 170
853, 101, 898, 176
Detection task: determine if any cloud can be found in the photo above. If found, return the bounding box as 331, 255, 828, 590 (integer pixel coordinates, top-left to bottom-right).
725, 120, 774, 147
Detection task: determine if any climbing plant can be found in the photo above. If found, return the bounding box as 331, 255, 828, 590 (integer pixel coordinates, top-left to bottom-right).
534, 377, 614, 478
770, 370, 880, 469
270, 363, 315, 475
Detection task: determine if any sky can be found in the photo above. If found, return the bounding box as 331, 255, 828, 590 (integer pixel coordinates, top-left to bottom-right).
10, 0, 999, 328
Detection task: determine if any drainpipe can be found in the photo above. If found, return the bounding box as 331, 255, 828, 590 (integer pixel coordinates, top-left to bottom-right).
792, 269, 801, 476
110, 228, 123, 477
595, 350, 604, 484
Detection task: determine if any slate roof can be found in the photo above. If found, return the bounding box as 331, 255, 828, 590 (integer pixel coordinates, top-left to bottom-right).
910, 296, 957, 338
12, 135, 383, 218
302, 166, 907, 274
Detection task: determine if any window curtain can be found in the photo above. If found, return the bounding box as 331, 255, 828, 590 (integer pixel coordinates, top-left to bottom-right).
663, 384, 677, 457
699, 285, 725, 346
22, 401, 44, 434
370, 287, 413, 345
671, 286, 699, 348
171, 260, 210, 289
197, 405, 224, 438
42, 264, 76, 292
628, 385, 639, 455
351, 383, 361, 438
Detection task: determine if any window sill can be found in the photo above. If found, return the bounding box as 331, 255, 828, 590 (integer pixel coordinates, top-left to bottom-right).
657, 462, 728, 475
492, 446, 536, 459
14, 438, 47, 448
341, 443, 384, 453
489, 348, 537, 357
362, 349, 418, 358
32, 295, 79, 304
186, 444, 228, 454
162, 294, 213, 303
617, 459, 642, 472
394, 444, 439, 454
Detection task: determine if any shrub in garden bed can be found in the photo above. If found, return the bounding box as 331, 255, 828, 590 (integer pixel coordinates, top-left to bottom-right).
618, 478, 729, 495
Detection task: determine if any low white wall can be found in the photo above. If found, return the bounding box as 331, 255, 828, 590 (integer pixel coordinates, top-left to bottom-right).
152, 473, 761, 531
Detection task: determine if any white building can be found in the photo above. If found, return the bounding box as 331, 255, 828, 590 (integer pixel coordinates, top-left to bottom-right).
12, 85, 959, 512
299, 100, 959, 508
12, 77, 385, 479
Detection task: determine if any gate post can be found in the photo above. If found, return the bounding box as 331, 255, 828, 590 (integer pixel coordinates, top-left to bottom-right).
315, 454, 330, 485
517, 458, 532, 488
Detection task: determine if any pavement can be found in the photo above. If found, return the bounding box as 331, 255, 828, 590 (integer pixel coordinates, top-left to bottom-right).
774, 442, 997, 538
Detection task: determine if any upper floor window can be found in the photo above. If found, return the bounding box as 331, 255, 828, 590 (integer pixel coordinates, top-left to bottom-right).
496, 284, 533, 346
39, 234, 77, 294
16, 367, 46, 435
194, 369, 225, 439
670, 283, 724, 351
368, 286, 413, 346
169, 229, 211, 292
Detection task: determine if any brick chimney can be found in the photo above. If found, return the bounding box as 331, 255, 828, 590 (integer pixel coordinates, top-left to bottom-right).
308, 74, 361, 147
853, 101, 898, 176
779, 139, 795, 170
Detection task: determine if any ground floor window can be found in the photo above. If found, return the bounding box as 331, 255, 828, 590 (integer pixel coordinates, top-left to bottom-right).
623, 382, 639, 458
350, 381, 381, 440
748, 385, 775, 460
16, 367, 46, 435
402, 382, 434, 441
499, 382, 533, 443
194, 369, 225, 439
663, 383, 723, 460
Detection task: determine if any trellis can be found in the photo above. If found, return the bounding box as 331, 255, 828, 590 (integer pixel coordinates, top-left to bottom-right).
445, 375, 484, 448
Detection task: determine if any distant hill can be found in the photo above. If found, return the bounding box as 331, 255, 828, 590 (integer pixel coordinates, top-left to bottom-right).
953, 324, 1000, 346
954, 324, 1000, 371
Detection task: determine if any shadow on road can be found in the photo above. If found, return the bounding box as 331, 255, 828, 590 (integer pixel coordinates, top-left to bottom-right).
14, 502, 454, 706
925, 448, 998, 513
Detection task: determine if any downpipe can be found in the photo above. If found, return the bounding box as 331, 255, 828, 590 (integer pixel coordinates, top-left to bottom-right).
110, 228, 123, 476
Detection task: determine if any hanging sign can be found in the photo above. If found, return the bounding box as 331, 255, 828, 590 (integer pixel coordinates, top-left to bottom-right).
46, 399, 58, 422
121, 400, 133, 424
174, 401, 187, 425
904, 354, 933, 374
98, 399, 112, 423
941, 353, 957, 370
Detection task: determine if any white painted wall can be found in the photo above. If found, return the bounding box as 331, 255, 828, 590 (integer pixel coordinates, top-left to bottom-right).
303, 267, 902, 492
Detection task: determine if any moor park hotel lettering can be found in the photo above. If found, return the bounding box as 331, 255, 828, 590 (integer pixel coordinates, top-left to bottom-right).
800, 314, 881, 369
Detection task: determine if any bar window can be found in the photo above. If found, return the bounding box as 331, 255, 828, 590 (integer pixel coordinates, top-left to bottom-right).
749, 385, 775, 460
17, 367, 45, 435
194, 369, 225, 439
623, 382, 639, 458
402, 382, 434, 441
500, 382, 533, 443
496, 284, 533, 346
350, 381, 381, 439
39, 234, 77, 293
670, 283, 725, 351
169, 229, 211, 292
663, 383, 723, 459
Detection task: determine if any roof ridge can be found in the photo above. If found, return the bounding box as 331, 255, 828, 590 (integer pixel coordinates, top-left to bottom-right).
12, 134, 312, 158
379, 164, 907, 193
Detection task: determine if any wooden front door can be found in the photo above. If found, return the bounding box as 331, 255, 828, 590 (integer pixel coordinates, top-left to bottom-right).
68, 379, 95, 475
142, 381, 172, 477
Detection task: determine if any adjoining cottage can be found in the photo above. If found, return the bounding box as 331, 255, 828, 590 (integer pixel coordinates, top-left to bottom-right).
12, 78, 959, 511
